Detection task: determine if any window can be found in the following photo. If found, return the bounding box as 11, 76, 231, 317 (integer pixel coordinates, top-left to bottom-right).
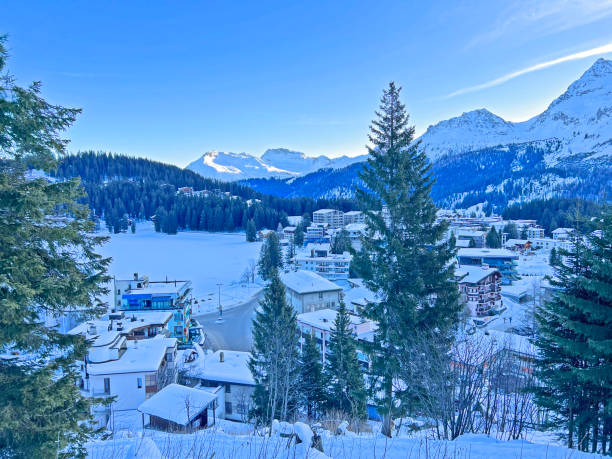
225, 402, 233, 415
225, 383, 231, 394
236, 403, 248, 415
137, 377, 142, 388
104, 377, 111, 394
318, 292, 323, 299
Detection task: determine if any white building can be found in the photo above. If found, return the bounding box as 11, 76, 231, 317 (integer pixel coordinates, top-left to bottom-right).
525, 226, 545, 240
552, 227, 575, 240
343, 210, 364, 225
305, 224, 327, 240
344, 223, 367, 250
313, 209, 344, 228
530, 237, 574, 251
281, 270, 343, 313
282, 226, 296, 242
70, 316, 178, 428
184, 350, 255, 422
295, 245, 351, 280
297, 308, 376, 370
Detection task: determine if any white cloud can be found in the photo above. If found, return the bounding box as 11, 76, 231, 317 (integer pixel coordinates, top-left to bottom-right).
444, 42, 612, 99
466, 0, 612, 48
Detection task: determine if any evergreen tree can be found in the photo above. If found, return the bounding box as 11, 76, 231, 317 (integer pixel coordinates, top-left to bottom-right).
486, 226, 501, 248
349, 248, 373, 281
0, 37, 110, 457
534, 215, 612, 453
549, 247, 558, 265
294, 223, 305, 247
257, 233, 283, 280
324, 301, 367, 420
131, 220, 136, 234
468, 238, 477, 248
249, 272, 301, 425
503, 222, 519, 240
331, 228, 351, 254
300, 333, 327, 419
355, 82, 460, 436
285, 240, 296, 269
246, 219, 257, 242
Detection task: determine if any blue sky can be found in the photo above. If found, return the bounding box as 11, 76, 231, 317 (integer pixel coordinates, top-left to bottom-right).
3, 1, 612, 166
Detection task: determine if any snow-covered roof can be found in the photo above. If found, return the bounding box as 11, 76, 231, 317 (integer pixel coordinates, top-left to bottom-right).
455, 239, 471, 248
313, 208, 341, 215
344, 210, 362, 216
552, 227, 574, 233
87, 336, 176, 375
344, 223, 366, 231
125, 281, 190, 296
343, 285, 379, 308
281, 270, 342, 294
457, 248, 518, 259
68, 311, 172, 347
189, 350, 255, 386
455, 266, 499, 284
297, 309, 376, 340
455, 229, 486, 237
138, 384, 218, 426
504, 238, 529, 246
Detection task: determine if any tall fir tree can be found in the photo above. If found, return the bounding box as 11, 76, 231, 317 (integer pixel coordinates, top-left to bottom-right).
257, 232, 283, 280
300, 332, 327, 419
355, 82, 460, 436
324, 301, 367, 420
0, 37, 110, 457
246, 219, 257, 242
294, 223, 305, 247
249, 272, 301, 425
534, 212, 612, 453
486, 226, 501, 248
331, 228, 351, 254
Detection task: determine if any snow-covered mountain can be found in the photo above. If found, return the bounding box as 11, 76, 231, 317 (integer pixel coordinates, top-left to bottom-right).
186, 148, 367, 181
419, 58, 612, 162
243, 59, 612, 209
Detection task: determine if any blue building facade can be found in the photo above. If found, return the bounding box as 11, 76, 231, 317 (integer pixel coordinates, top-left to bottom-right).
456, 249, 519, 285
120, 280, 192, 343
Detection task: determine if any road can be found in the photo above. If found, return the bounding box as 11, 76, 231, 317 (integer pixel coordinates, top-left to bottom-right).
194, 291, 262, 352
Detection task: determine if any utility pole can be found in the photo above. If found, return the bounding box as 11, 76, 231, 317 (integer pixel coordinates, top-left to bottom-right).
216, 282, 223, 318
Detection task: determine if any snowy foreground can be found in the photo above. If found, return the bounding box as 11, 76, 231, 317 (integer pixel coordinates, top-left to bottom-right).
87, 428, 601, 459
98, 222, 263, 312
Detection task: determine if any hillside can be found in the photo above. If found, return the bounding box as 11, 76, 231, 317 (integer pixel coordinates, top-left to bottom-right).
55, 152, 357, 234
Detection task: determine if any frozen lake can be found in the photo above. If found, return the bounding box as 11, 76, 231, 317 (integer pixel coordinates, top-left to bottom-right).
98, 221, 263, 306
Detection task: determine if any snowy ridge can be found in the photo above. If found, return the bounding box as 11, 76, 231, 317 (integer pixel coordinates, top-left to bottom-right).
418, 58, 612, 163
186, 148, 367, 182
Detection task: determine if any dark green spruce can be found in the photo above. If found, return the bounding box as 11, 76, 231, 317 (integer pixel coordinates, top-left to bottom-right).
324, 301, 367, 420
534, 212, 612, 454
0, 36, 110, 458
355, 82, 460, 437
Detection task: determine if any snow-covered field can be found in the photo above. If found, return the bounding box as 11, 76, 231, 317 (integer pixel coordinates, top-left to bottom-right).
86, 429, 602, 459
98, 222, 263, 311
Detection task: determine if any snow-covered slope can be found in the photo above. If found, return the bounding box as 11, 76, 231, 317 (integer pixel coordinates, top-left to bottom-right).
186, 148, 367, 181
185, 151, 295, 181
418, 58, 612, 162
